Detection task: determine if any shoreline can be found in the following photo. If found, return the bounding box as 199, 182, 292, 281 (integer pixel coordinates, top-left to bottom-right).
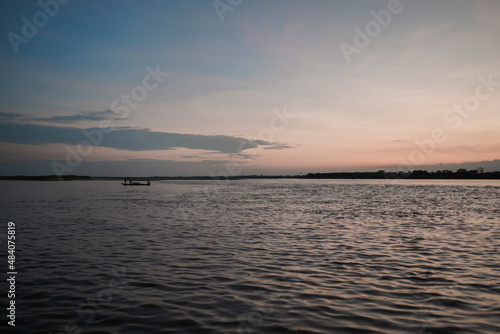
1, 170, 500, 181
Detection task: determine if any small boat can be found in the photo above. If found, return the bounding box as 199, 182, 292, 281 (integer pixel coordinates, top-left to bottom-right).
122, 179, 151, 186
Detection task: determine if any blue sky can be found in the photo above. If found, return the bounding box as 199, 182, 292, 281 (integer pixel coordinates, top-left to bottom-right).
1, 0, 499, 176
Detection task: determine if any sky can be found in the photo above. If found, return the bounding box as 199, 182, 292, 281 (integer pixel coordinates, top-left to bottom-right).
0, 0, 499, 176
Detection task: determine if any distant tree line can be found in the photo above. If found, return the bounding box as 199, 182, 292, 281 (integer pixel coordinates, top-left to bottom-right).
1, 169, 500, 180
0, 175, 92, 181
302, 169, 500, 179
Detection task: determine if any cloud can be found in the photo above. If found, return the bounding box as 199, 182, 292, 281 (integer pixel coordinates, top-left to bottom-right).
0, 110, 124, 124
262, 143, 294, 150
0, 123, 276, 154
33, 110, 120, 123
0, 112, 25, 121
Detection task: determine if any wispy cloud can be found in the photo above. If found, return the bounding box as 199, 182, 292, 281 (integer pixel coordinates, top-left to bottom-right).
34, 110, 120, 123
0, 110, 124, 124
0, 112, 25, 121
262, 143, 294, 150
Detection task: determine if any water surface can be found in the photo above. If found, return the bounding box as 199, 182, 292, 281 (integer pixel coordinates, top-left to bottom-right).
1, 179, 499, 333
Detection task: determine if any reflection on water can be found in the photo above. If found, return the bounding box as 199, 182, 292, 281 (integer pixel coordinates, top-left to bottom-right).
1, 179, 499, 333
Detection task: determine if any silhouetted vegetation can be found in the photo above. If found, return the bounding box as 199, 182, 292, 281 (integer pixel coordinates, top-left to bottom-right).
301, 169, 500, 180
1, 169, 499, 181
0, 175, 92, 181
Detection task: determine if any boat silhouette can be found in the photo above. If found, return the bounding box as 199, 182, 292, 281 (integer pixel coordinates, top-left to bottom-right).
122, 179, 150, 186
